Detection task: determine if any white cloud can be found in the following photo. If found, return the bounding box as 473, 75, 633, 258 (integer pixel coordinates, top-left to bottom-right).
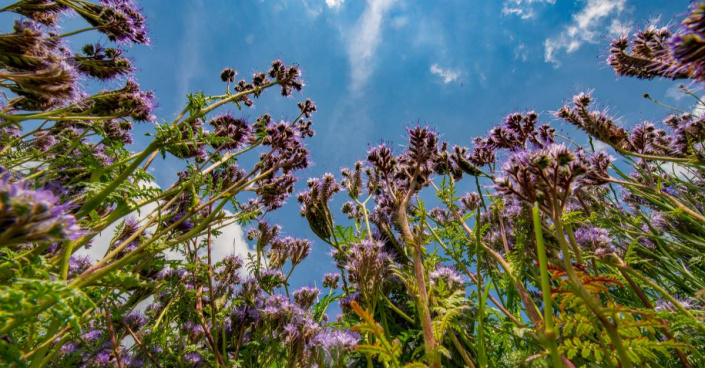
608, 18, 631, 37
78, 182, 251, 266
514, 43, 528, 61
390, 15, 408, 29
502, 0, 556, 20
544, 0, 627, 66
302, 0, 323, 17
326, 0, 344, 9
347, 0, 398, 94
666, 85, 686, 101
430, 63, 460, 83
693, 98, 705, 117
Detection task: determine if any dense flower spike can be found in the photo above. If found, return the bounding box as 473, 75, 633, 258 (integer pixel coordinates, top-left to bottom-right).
76, 78, 155, 122
0, 177, 83, 247
556, 92, 632, 151
208, 114, 251, 150
73, 44, 133, 80
297, 173, 340, 240
345, 240, 391, 298
75, 0, 149, 44
429, 265, 465, 294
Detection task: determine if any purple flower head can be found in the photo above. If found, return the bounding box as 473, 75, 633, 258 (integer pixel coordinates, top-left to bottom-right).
217, 254, 243, 286
670, 3, 705, 82
60, 342, 80, 355
103, 119, 133, 144
258, 269, 285, 292
77, 0, 149, 45
124, 312, 147, 331
183, 351, 204, 367
67, 255, 92, 279
182, 321, 204, 342
268, 59, 303, 96
460, 192, 481, 213
4, 2, 68, 26
297, 173, 340, 241
81, 329, 103, 344
293, 286, 320, 309
91, 348, 113, 366
429, 207, 451, 225
80, 79, 155, 122
283, 322, 300, 344
220, 67, 237, 82
208, 113, 251, 150
310, 329, 360, 354
556, 93, 632, 152
289, 238, 312, 266
345, 240, 392, 293
231, 304, 261, 327
239, 277, 262, 302
33, 131, 56, 152
322, 273, 340, 289
156, 268, 177, 281
261, 294, 299, 324
339, 293, 362, 315
430, 265, 465, 293
73, 44, 134, 80
0, 177, 84, 247
495, 143, 593, 217
574, 226, 611, 250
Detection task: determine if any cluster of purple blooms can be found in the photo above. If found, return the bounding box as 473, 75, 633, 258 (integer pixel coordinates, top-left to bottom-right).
0, 176, 83, 247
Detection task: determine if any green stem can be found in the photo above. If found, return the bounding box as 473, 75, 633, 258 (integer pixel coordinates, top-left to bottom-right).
28, 319, 60, 368
533, 203, 563, 368
474, 209, 488, 368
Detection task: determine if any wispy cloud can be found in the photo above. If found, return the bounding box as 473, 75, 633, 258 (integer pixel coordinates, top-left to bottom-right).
430, 63, 460, 83
325, 0, 344, 9
302, 0, 323, 17
347, 0, 397, 94
666, 84, 686, 101
502, 0, 556, 20
544, 0, 627, 66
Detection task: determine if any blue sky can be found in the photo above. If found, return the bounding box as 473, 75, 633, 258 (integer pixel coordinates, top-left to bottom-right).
72, 0, 696, 289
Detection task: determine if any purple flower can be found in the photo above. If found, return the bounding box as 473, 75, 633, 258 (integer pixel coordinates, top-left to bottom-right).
574, 226, 611, 250
310, 329, 360, 354
73, 44, 134, 80
293, 286, 320, 309
81, 329, 102, 344
208, 114, 251, 150
0, 177, 84, 247
123, 312, 146, 331
430, 265, 465, 293
68, 255, 92, 279
459, 192, 481, 213
345, 240, 391, 295
258, 269, 285, 292
60, 342, 80, 355
322, 273, 340, 289
76, 0, 149, 45
183, 351, 204, 367
78, 79, 155, 122
181, 321, 204, 342
216, 254, 243, 286
297, 174, 340, 240
339, 293, 362, 315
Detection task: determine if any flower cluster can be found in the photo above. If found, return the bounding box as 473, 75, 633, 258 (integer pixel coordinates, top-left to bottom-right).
0, 177, 83, 247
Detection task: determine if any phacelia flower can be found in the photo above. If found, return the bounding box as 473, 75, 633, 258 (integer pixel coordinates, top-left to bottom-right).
0, 177, 83, 247
293, 286, 320, 309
